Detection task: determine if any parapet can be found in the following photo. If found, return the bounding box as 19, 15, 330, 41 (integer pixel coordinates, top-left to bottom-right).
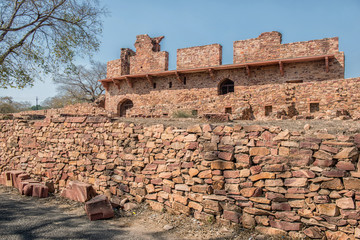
105, 31, 344, 79
233, 31, 341, 64
177, 44, 222, 69
130, 34, 169, 74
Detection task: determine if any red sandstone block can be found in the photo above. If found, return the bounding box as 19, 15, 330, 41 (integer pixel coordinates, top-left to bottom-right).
85, 195, 114, 221
270, 220, 301, 231
271, 202, 291, 211
218, 152, 234, 161
5, 170, 24, 187
19, 180, 39, 195
323, 170, 345, 178
223, 210, 241, 223
32, 183, 49, 198
61, 181, 97, 202
15, 174, 31, 189
0, 173, 5, 185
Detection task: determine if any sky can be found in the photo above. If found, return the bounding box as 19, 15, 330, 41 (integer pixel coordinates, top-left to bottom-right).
1, 0, 360, 106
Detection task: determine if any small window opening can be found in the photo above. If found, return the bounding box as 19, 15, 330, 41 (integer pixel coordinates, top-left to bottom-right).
265, 105, 273, 116
153, 82, 156, 89
183, 77, 187, 85
191, 110, 198, 116
169, 82, 172, 88
219, 79, 234, 95
225, 107, 232, 114
310, 103, 319, 113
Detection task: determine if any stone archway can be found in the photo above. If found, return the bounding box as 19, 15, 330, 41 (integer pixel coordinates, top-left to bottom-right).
118, 99, 133, 117
218, 78, 234, 95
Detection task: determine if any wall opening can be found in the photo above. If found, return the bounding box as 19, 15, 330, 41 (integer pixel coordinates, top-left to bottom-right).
225, 107, 232, 114
310, 102, 319, 113
118, 99, 134, 117
169, 82, 172, 88
183, 77, 187, 85
219, 79, 234, 95
153, 82, 156, 89
265, 105, 273, 116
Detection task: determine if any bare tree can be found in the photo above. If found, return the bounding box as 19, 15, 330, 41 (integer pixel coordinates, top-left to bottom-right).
0, 0, 106, 89
53, 61, 106, 102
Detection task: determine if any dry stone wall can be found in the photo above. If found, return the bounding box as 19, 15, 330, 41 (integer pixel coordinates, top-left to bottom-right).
1, 118, 360, 238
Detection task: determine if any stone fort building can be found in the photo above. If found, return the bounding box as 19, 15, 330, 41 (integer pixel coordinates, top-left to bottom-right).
100, 32, 359, 120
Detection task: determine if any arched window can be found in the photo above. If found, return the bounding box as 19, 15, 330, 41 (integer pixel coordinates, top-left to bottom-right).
118, 99, 133, 117
219, 79, 234, 95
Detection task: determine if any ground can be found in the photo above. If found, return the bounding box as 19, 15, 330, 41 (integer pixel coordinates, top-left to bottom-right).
117, 117, 360, 135
0, 185, 272, 240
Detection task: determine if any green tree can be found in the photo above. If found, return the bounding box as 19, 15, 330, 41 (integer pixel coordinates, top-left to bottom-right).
0, 0, 106, 89
42, 94, 82, 109
0, 96, 31, 113
53, 61, 106, 102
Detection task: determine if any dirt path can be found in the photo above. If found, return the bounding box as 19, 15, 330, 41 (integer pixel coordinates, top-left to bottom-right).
0, 186, 258, 240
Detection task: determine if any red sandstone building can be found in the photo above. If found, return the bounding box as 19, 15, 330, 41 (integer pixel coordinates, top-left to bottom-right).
100, 32, 359, 120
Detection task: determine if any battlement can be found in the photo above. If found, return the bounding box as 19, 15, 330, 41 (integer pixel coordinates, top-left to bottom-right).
233, 31, 342, 64
106, 31, 344, 79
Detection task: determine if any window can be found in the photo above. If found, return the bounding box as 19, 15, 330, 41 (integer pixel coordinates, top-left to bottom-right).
153, 82, 156, 89
225, 107, 232, 114
183, 77, 187, 85
310, 103, 319, 113
169, 82, 172, 88
265, 105, 272, 116
219, 79, 234, 95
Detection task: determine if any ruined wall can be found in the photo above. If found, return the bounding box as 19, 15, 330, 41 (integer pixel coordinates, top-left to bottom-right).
233, 31, 344, 67
177, 44, 222, 69
1, 119, 360, 239
130, 35, 169, 74
107, 48, 135, 78
105, 72, 359, 120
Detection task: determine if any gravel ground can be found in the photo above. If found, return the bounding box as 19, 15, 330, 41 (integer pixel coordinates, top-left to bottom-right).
0, 186, 256, 240
116, 117, 360, 135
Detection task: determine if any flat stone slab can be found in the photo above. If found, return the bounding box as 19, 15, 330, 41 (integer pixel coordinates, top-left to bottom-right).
85, 195, 114, 221
61, 181, 97, 202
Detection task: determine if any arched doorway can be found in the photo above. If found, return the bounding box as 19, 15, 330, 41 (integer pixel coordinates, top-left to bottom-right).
219, 79, 234, 95
118, 99, 133, 117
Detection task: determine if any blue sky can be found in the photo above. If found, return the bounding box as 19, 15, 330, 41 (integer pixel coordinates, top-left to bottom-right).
1, 0, 359, 105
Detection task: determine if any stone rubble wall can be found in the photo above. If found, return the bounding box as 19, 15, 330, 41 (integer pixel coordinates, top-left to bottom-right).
10, 102, 111, 119
1, 118, 360, 239
233, 31, 343, 65
105, 77, 360, 120
177, 44, 222, 69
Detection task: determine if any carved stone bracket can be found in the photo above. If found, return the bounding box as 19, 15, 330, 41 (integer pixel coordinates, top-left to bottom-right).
208, 69, 215, 80
125, 77, 133, 88
112, 79, 121, 90
175, 71, 182, 84
246, 65, 251, 77
146, 74, 153, 85
279, 61, 284, 76
325, 56, 329, 73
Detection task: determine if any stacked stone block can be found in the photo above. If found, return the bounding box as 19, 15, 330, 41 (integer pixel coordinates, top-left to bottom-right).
0, 118, 360, 238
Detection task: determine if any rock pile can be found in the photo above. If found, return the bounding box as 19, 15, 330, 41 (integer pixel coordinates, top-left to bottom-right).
0, 118, 360, 238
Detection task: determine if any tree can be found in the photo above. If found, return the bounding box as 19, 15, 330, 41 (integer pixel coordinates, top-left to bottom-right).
53, 61, 105, 102
0, 96, 31, 113
0, 0, 106, 89
42, 94, 82, 109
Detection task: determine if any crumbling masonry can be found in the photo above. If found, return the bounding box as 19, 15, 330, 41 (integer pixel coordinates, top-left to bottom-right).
100, 32, 359, 120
